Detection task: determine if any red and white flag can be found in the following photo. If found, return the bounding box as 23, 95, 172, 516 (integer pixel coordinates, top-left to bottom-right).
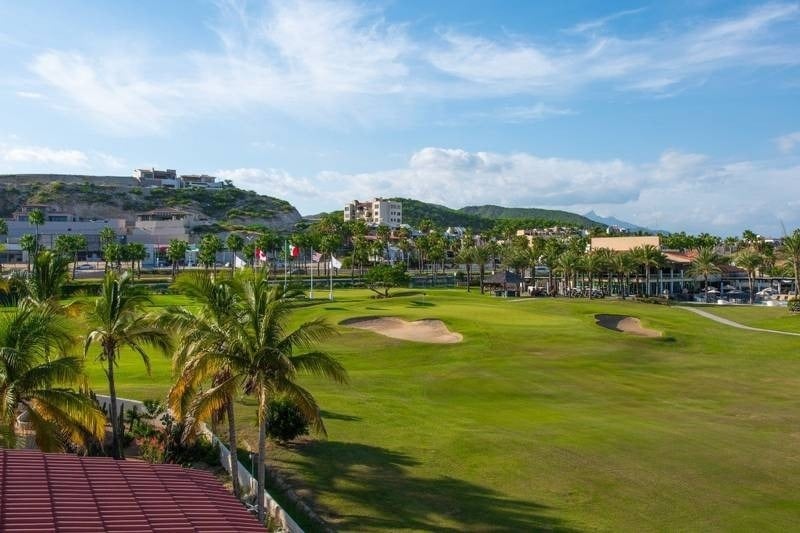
290, 244, 300, 258
311, 251, 322, 263
256, 248, 267, 261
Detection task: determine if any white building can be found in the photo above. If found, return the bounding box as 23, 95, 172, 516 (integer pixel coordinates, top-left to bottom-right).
343, 198, 402, 228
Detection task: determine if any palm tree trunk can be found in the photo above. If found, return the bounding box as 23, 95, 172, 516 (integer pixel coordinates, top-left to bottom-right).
106, 354, 122, 459
226, 400, 241, 498
257, 391, 267, 524
705, 274, 710, 303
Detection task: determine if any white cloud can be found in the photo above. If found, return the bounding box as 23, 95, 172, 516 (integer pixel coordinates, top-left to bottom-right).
215, 167, 322, 200
24, 1, 800, 131
218, 146, 800, 235
0, 142, 128, 173
566, 7, 647, 34
776, 131, 800, 153
0, 143, 88, 166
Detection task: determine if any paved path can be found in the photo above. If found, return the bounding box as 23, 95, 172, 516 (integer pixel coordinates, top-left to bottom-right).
677, 306, 800, 337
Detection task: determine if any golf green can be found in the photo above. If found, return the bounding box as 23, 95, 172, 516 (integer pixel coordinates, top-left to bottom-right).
79, 290, 800, 531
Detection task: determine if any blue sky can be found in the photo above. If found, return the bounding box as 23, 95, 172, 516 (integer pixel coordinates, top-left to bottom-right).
1, 0, 799, 236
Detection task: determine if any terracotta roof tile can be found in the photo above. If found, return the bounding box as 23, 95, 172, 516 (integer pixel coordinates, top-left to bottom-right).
0, 450, 264, 532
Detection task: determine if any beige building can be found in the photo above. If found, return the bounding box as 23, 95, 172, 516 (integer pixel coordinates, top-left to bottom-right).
343, 198, 402, 227
590, 235, 661, 252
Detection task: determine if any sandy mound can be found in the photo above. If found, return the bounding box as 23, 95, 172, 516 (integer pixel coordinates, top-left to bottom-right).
342, 317, 463, 344
595, 314, 661, 337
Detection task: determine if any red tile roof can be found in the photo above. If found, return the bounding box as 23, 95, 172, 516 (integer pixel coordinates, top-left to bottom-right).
0, 449, 264, 532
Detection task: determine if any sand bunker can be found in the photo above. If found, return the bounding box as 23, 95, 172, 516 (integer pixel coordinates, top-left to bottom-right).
595, 314, 662, 337
342, 317, 463, 344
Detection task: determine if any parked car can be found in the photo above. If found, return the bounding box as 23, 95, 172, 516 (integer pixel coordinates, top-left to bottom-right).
76, 264, 93, 270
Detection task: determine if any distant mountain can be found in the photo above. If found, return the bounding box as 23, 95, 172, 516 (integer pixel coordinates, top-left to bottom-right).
390, 199, 602, 231
583, 210, 657, 233
390, 198, 492, 230
459, 205, 601, 228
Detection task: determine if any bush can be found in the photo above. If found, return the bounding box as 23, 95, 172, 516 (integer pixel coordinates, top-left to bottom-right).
788, 298, 800, 313
266, 398, 309, 443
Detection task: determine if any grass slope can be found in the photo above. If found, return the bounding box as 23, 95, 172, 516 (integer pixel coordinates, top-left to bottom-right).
74, 291, 800, 531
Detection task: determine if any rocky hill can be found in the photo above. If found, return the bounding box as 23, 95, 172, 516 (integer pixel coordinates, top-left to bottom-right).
0, 178, 301, 232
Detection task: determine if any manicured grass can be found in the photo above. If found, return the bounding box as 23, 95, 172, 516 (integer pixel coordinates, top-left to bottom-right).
66, 290, 800, 531
689, 304, 800, 333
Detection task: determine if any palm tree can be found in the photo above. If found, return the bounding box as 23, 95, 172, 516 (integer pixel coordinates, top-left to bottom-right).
163, 272, 243, 497
226, 233, 245, 275
99, 227, 117, 272
735, 248, 763, 304
556, 250, 582, 296
27, 250, 70, 304
28, 209, 45, 255
542, 239, 565, 296
473, 243, 492, 294
20, 234, 37, 273
234, 272, 347, 522
83, 271, 172, 459
455, 245, 475, 292
167, 239, 188, 280
688, 246, 723, 303
126, 243, 147, 276
610, 251, 636, 297
580, 250, 606, 299
631, 245, 666, 296
1, 302, 104, 451
781, 229, 800, 298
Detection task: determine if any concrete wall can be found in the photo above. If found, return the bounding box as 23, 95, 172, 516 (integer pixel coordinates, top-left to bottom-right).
0, 174, 136, 187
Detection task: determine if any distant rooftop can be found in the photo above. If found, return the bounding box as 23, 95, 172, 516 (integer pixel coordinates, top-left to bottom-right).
0, 449, 264, 532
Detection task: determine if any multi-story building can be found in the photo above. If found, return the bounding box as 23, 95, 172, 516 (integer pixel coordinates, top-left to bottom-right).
179, 174, 220, 188
2, 204, 126, 262
133, 168, 181, 188
343, 198, 402, 228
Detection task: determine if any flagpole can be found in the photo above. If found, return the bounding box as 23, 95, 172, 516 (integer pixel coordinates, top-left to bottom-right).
329, 253, 334, 300
283, 239, 288, 291
310, 247, 314, 299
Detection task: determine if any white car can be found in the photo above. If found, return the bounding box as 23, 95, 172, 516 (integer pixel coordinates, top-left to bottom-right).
76, 264, 94, 270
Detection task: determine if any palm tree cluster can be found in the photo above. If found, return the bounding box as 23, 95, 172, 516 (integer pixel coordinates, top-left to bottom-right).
163, 270, 347, 522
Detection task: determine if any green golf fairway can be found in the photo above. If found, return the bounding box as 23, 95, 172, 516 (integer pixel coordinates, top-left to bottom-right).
77, 290, 800, 531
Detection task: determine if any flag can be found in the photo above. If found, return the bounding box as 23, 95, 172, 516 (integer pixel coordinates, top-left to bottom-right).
234, 254, 247, 268
330, 254, 342, 269
256, 248, 266, 261
311, 251, 322, 263
290, 244, 300, 258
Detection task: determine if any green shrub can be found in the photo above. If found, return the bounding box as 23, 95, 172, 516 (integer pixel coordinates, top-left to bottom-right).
266, 398, 310, 443
788, 298, 800, 313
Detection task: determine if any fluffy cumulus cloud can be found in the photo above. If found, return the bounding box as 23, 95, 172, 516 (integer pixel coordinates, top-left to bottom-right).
23, 1, 800, 132
0, 142, 125, 173
218, 146, 800, 235
0, 143, 89, 167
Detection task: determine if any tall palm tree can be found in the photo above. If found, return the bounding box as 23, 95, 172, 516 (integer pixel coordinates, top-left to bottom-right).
28, 209, 45, 255
735, 248, 763, 304
580, 250, 606, 299
83, 272, 172, 459
235, 272, 347, 522
19, 234, 37, 273
631, 245, 666, 296
99, 227, 117, 272
163, 272, 243, 497
688, 246, 723, 303
226, 233, 245, 275
556, 250, 582, 296
1, 302, 104, 451
455, 245, 475, 292
473, 243, 492, 294
610, 251, 636, 297
781, 229, 800, 297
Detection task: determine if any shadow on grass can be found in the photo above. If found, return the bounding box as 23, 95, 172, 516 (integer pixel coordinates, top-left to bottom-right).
281, 440, 576, 532
408, 300, 436, 307
320, 410, 362, 422
392, 290, 426, 298
323, 306, 347, 311
364, 306, 387, 310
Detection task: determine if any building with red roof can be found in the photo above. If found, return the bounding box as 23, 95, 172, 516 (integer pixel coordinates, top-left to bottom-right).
0, 449, 264, 532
